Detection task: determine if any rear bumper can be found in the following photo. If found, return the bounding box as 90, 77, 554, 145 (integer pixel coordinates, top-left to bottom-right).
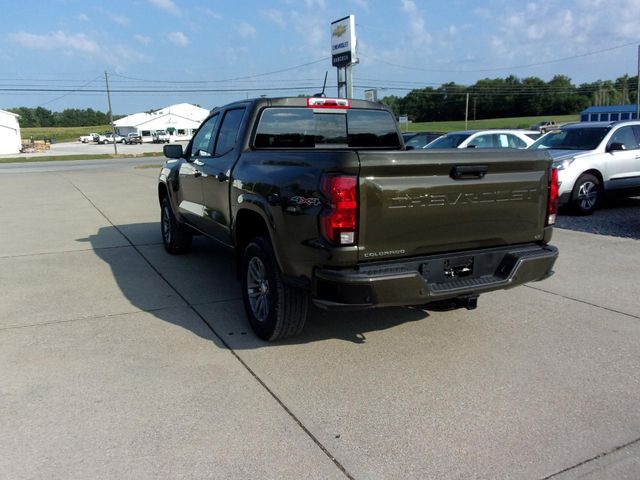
312, 243, 558, 310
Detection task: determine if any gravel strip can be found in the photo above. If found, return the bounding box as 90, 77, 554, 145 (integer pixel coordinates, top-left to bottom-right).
556, 196, 640, 240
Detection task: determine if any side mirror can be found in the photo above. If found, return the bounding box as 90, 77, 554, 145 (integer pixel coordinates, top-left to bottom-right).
163, 144, 183, 159
606, 142, 626, 152
405, 145, 415, 150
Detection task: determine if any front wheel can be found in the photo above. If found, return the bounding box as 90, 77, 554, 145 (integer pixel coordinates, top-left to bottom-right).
571, 173, 601, 215
241, 236, 308, 341
160, 197, 192, 254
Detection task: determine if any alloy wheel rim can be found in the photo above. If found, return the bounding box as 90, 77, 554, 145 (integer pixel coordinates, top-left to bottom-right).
162, 206, 172, 244
247, 256, 270, 323
578, 181, 597, 210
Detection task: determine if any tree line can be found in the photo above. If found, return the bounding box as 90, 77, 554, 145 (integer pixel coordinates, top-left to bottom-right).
381, 74, 639, 122
7, 107, 123, 128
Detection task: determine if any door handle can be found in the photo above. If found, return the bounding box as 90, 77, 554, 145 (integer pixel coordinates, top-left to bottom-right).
451, 165, 488, 180
216, 172, 228, 182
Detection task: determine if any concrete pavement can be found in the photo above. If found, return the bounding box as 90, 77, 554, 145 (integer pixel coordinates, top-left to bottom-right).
0, 161, 639, 479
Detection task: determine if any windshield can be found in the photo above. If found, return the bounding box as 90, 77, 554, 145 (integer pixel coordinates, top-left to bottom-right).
405, 133, 442, 149
424, 133, 470, 149
530, 127, 610, 150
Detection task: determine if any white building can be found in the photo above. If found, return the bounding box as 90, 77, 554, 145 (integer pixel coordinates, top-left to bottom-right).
0, 109, 22, 155
113, 103, 209, 142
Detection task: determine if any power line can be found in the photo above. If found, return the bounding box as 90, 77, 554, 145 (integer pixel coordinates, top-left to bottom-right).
37, 75, 103, 107
359, 40, 640, 73
111, 57, 330, 84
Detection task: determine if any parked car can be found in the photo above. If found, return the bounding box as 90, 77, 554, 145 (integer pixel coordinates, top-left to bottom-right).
124, 132, 142, 144
402, 131, 444, 149
152, 130, 170, 143
529, 120, 640, 214
530, 120, 567, 133
97, 132, 125, 144
424, 130, 535, 149
78, 132, 99, 143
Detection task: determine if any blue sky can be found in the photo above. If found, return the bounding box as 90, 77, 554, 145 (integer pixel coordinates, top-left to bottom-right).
1, 0, 638, 114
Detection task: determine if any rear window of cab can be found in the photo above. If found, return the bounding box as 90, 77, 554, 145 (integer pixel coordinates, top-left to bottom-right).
253, 107, 401, 149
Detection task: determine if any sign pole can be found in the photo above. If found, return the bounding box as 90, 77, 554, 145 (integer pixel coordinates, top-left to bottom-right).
636, 45, 639, 119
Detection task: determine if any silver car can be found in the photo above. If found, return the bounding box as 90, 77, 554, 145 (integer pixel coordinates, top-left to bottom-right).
529, 121, 640, 214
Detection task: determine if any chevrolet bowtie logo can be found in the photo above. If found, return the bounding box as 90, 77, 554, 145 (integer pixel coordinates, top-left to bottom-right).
332, 25, 347, 37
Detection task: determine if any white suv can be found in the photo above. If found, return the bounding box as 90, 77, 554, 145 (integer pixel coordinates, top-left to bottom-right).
530, 121, 640, 215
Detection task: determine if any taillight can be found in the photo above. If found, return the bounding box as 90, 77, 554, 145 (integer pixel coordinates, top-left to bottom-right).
320, 174, 357, 245
547, 167, 559, 225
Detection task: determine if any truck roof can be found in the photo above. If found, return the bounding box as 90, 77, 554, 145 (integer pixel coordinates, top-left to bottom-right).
210, 97, 391, 113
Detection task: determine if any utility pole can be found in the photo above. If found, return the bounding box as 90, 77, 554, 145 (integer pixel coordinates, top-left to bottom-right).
104, 70, 117, 155
465, 92, 470, 130
636, 45, 640, 119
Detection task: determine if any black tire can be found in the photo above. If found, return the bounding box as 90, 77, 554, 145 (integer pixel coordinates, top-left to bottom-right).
571, 173, 601, 215
241, 236, 308, 341
160, 197, 192, 254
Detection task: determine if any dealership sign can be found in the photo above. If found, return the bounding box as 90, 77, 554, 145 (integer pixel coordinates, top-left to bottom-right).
331, 15, 357, 67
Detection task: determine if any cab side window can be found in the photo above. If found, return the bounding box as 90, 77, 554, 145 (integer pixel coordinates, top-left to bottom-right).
214, 108, 246, 156
191, 114, 219, 157
608, 126, 639, 150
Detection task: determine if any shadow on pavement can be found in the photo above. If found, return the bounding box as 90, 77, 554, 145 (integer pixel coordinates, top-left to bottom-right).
83, 223, 428, 347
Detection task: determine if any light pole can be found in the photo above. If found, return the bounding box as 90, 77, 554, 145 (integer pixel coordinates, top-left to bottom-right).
636, 45, 639, 119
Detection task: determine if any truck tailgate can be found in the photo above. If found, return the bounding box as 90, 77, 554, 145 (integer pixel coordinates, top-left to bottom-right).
357, 149, 551, 261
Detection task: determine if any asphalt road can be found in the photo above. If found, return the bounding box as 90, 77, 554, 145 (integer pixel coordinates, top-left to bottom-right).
1, 160, 639, 479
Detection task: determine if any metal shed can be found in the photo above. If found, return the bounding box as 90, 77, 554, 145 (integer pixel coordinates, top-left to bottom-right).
580, 105, 639, 122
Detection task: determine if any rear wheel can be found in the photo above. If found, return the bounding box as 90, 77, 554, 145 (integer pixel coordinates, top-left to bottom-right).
241, 236, 308, 341
571, 173, 601, 215
160, 197, 192, 254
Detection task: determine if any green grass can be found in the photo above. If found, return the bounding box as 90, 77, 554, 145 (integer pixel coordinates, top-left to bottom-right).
0, 152, 164, 164
403, 114, 580, 132
21, 125, 111, 143
134, 163, 163, 169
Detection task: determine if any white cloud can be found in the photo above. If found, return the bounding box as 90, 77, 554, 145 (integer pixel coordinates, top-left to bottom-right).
77, 13, 89, 22
212, 46, 249, 65
350, 0, 369, 9
9, 31, 99, 53
303, 0, 326, 7
290, 11, 324, 49
134, 34, 152, 45
200, 7, 222, 19
147, 0, 180, 16
8, 30, 149, 69
401, 0, 416, 13
262, 9, 286, 28
400, 0, 432, 46
167, 31, 189, 46
111, 15, 130, 26
235, 22, 257, 39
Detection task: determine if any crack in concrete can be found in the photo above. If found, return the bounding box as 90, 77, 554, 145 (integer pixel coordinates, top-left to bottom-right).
526, 284, 640, 321
540, 436, 640, 479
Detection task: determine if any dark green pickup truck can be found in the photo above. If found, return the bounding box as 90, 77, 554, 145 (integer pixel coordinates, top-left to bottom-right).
159, 97, 559, 340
